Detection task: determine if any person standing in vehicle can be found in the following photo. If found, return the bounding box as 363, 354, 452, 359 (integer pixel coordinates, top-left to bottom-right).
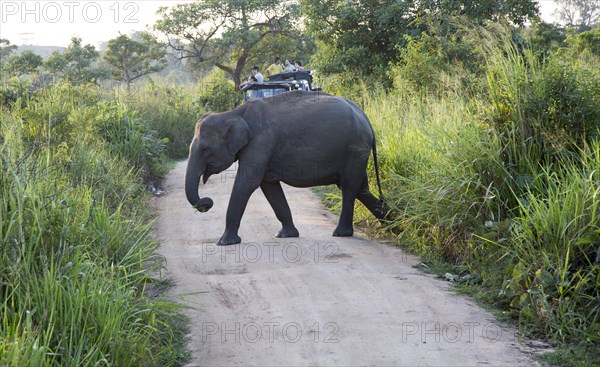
251, 66, 264, 97
294, 60, 305, 71
266, 56, 284, 76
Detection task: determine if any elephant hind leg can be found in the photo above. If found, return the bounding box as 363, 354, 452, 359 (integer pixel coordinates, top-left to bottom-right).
260, 181, 299, 238
333, 172, 365, 237
356, 175, 390, 220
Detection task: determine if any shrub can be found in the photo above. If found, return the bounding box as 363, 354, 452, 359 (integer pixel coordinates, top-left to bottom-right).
95, 101, 167, 178
197, 70, 241, 112
133, 80, 202, 159
485, 41, 600, 163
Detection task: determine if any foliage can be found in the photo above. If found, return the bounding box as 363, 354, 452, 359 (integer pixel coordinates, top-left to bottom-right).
103, 32, 168, 88
565, 26, 600, 55
484, 39, 600, 161
0, 39, 18, 69
524, 21, 568, 58
4, 50, 43, 77
392, 33, 447, 93
251, 32, 316, 74
154, 0, 307, 88
130, 79, 204, 159
43, 37, 107, 84
495, 146, 600, 342
325, 23, 600, 363
299, 0, 415, 77
197, 69, 241, 112
389, 18, 504, 96
95, 100, 168, 178
0, 82, 187, 366
300, 0, 538, 78
12, 81, 168, 181
0, 77, 31, 107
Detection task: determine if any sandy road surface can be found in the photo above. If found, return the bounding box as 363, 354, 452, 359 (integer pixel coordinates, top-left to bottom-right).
153, 161, 544, 366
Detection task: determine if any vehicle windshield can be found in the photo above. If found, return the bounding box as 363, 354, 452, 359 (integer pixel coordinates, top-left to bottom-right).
244, 86, 289, 101
240, 70, 317, 101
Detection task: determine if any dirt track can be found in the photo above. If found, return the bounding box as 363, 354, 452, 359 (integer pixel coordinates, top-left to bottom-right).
153, 160, 545, 366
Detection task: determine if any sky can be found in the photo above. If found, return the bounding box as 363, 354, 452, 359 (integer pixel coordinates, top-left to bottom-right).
0, 0, 194, 47
0, 0, 559, 48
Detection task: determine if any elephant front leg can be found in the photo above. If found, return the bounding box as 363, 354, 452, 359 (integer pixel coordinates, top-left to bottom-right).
219, 176, 261, 246
260, 181, 299, 238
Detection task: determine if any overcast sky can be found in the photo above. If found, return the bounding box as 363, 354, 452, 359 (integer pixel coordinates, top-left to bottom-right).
0, 0, 559, 48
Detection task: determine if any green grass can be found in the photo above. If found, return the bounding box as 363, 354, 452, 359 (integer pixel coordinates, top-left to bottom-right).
0, 83, 189, 366
322, 27, 600, 366
129, 80, 204, 160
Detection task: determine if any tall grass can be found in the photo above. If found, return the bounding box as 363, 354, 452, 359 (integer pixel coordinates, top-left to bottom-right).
0, 83, 187, 366
498, 143, 600, 342
352, 26, 600, 362
360, 88, 497, 260
130, 80, 203, 159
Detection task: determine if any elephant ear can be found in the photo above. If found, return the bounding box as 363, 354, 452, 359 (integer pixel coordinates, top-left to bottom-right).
226, 117, 250, 156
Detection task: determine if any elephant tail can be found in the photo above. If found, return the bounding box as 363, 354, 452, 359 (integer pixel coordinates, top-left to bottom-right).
372, 135, 384, 201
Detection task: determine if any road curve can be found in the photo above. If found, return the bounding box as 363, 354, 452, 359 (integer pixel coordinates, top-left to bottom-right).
153, 160, 544, 367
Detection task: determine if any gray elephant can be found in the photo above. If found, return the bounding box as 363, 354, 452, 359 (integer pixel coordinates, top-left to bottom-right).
185, 91, 389, 245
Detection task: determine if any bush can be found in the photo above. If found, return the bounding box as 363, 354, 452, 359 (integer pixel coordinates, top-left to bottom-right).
95, 101, 167, 178
133, 80, 202, 159
197, 70, 241, 113
0, 77, 31, 108
485, 41, 600, 162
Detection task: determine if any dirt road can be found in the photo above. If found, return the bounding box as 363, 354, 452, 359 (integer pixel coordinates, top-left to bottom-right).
153, 161, 544, 366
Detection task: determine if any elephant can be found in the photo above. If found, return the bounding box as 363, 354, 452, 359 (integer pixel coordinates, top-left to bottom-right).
185, 90, 390, 246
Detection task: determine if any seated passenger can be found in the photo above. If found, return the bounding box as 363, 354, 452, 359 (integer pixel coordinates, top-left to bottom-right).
284, 59, 296, 73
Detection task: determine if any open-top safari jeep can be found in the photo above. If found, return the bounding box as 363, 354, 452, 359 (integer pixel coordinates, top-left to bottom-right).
240, 70, 321, 101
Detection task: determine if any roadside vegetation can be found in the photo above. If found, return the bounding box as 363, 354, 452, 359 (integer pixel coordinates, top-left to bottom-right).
340, 22, 600, 367
0, 81, 194, 366
1, 0, 599, 366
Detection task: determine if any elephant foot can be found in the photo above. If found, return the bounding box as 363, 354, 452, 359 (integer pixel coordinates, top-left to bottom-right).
218, 233, 242, 246
276, 226, 299, 238
333, 226, 353, 237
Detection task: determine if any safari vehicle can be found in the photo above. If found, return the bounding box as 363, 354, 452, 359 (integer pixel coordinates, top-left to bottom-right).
240, 70, 321, 101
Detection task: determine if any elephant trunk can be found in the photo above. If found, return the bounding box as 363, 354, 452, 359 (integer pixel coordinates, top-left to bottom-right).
185, 162, 214, 213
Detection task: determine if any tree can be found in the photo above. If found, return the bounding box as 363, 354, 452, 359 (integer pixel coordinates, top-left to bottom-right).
154, 0, 303, 88
103, 32, 168, 89
0, 39, 18, 67
524, 21, 568, 57
43, 37, 105, 84
300, 0, 539, 77
554, 0, 600, 30
566, 27, 600, 55
5, 50, 43, 77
